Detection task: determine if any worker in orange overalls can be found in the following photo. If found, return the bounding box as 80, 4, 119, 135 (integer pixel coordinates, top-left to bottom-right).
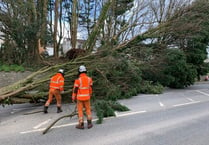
72, 65, 93, 129
44, 69, 65, 113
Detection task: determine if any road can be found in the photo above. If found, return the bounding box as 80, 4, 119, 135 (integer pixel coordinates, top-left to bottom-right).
0, 82, 209, 145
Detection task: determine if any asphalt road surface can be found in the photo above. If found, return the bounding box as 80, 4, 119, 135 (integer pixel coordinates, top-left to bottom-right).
1, 82, 209, 145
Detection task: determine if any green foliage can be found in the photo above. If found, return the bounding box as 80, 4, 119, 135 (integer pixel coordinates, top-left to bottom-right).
0, 97, 13, 106
140, 81, 164, 94
141, 63, 168, 86
10, 64, 25, 72
0, 65, 10, 72
125, 0, 209, 89
186, 48, 206, 65
164, 49, 197, 88
110, 101, 129, 111
94, 100, 129, 124
155, 0, 209, 80
186, 39, 209, 79
0, 64, 25, 72
0, 1, 43, 65
86, 52, 141, 123
199, 62, 209, 76
140, 48, 197, 89
91, 52, 142, 101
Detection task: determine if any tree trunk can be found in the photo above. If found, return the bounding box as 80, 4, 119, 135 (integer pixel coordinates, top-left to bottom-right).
54, 0, 60, 58
29, 0, 42, 64
70, 0, 78, 49
57, 0, 63, 56
40, 0, 48, 48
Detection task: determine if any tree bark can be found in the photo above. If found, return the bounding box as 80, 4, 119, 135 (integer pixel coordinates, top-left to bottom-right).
70, 0, 78, 49
54, 0, 60, 58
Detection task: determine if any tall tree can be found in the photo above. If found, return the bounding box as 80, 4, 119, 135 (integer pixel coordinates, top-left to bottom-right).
53, 0, 60, 58
79, 0, 96, 36
37, 0, 48, 49
70, 0, 78, 49
83, 0, 112, 51
0, 0, 46, 64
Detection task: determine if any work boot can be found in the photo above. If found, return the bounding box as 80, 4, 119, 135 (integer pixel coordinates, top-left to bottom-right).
76, 122, 84, 129
44, 106, 48, 114
57, 107, 63, 113
87, 120, 93, 129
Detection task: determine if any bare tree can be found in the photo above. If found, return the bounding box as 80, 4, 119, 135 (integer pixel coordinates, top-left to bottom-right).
147, 0, 192, 24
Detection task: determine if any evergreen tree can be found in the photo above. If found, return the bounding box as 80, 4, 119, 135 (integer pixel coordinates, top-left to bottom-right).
0, 0, 45, 64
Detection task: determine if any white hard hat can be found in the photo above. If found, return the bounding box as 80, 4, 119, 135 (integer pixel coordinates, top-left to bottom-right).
78, 65, 87, 73
58, 69, 64, 74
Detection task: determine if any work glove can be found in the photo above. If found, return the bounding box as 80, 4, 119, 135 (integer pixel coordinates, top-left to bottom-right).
72, 96, 77, 103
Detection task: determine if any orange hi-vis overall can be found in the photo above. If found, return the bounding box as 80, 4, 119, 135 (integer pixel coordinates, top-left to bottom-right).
45, 73, 64, 107
72, 73, 93, 123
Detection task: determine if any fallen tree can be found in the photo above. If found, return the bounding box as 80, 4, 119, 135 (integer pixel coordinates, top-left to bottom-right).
0, 0, 159, 103
0, 48, 142, 101
0, 59, 86, 101
0, 47, 145, 124
0, 0, 166, 123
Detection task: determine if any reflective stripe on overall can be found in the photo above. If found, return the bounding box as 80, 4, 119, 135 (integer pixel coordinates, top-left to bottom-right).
45, 73, 64, 107
76, 74, 92, 101
75, 73, 93, 123
50, 73, 64, 91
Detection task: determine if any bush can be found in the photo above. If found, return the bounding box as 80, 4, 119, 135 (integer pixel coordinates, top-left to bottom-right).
140, 81, 164, 94
140, 49, 197, 88
164, 49, 197, 88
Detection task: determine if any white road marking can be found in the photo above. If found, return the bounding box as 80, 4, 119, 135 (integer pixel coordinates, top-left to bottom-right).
20, 128, 45, 134
20, 110, 147, 134
187, 98, 194, 102
195, 90, 209, 97
173, 101, 200, 107
159, 102, 165, 107
116, 110, 147, 117
33, 119, 51, 129
20, 90, 209, 134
